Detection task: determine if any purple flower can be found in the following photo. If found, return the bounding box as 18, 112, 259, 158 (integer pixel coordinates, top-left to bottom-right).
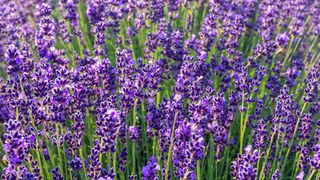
310, 145, 320, 170
271, 169, 281, 180
142, 156, 160, 180
35, 3, 56, 58
118, 147, 128, 172
70, 157, 82, 171
231, 145, 259, 179
96, 105, 121, 153
172, 121, 204, 179
51, 167, 63, 180
303, 67, 319, 103
276, 33, 290, 47
129, 126, 140, 141
88, 139, 102, 179
253, 120, 268, 149
296, 171, 304, 180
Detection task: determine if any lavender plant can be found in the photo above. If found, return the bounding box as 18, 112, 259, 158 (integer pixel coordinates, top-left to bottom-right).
0, 0, 319, 179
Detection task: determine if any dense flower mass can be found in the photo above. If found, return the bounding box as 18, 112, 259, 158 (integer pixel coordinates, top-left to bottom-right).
0, 0, 319, 179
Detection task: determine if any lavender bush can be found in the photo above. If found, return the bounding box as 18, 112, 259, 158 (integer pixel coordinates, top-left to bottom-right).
0, 0, 319, 179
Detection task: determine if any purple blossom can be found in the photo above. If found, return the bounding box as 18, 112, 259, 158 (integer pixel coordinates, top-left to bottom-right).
142, 156, 160, 180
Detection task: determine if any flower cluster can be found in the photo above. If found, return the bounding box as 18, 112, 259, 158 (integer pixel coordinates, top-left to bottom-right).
231, 145, 259, 180
0, 0, 319, 180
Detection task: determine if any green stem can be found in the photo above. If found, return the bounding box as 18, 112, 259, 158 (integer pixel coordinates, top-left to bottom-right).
224, 132, 231, 179
307, 170, 316, 180
240, 90, 245, 154
315, 170, 320, 179
79, 148, 87, 177
208, 137, 214, 179
153, 135, 157, 155
280, 103, 307, 177
276, 135, 285, 171
55, 124, 64, 177
69, 168, 73, 180
241, 93, 254, 150
270, 130, 281, 175
165, 111, 178, 180
197, 160, 201, 180
257, 149, 261, 171
281, 35, 295, 72
215, 160, 218, 180
26, 154, 33, 173
292, 140, 307, 178
258, 130, 277, 180
132, 100, 138, 175
113, 151, 117, 180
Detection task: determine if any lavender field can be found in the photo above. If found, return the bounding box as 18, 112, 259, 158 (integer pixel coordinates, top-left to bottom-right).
0, 0, 319, 179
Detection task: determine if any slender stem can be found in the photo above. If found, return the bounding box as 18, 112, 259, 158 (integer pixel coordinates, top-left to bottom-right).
281, 35, 294, 70
291, 154, 299, 179
197, 160, 201, 180
280, 103, 307, 176
153, 135, 157, 155
113, 151, 117, 180
224, 132, 231, 179
215, 160, 218, 180
208, 137, 214, 179
132, 100, 138, 175
165, 111, 178, 180
315, 170, 320, 179
62, 137, 68, 179
26, 154, 33, 173
292, 140, 307, 178
79, 148, 87, 177
240, 90, 245, 154
107, 152, 111, 166
241, 93, 254, 150
258, 130, 276, 180
257, 149, 261, 172
276, 134, 285, 171
55, 124, 64, 176
270, 130, 281, 174
307, 170, 316, 180
69, 168, 73, 180
156, 92, 161, 108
